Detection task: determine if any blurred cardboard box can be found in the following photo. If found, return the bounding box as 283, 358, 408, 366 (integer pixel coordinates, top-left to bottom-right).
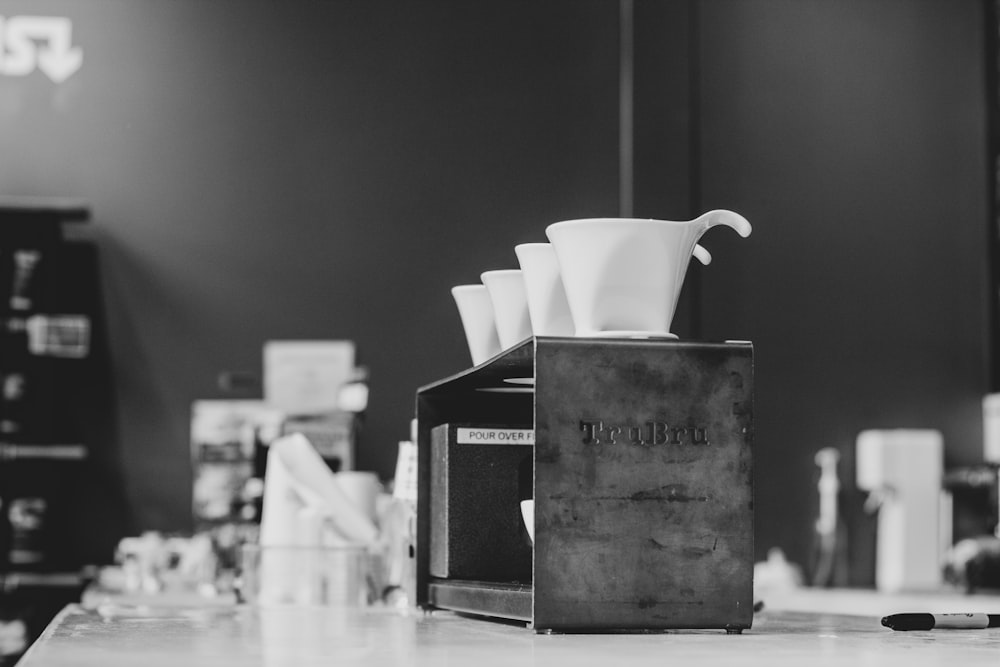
263, 341, 355, 416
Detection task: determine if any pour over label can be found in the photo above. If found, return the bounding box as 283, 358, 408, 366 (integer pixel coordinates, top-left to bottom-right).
456, 428, 534, 445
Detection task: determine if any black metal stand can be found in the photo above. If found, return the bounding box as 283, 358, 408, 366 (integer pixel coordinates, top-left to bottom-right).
416, 336, 755, 632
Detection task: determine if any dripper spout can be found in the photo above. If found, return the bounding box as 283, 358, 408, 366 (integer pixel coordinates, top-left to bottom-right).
695, 209, 752, 238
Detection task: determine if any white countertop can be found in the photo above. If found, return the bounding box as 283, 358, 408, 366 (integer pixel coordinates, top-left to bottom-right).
17, 588, 1000, 667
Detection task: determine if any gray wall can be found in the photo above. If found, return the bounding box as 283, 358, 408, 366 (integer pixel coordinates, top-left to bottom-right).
0, 0, 989, 583
0, 0, 620, 537
694, 0, 989, 580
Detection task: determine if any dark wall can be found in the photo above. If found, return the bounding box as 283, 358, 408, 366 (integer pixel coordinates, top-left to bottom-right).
0, 0, 620, 535
0, 0, 990, 586
693, 0, 989, 580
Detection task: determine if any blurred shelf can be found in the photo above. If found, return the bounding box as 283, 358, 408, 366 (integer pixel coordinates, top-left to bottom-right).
0, 443, 87, 461
0, 571, 88, 590
0, 196, 90, 223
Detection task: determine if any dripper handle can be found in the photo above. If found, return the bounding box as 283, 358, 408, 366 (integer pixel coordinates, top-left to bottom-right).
694, 209, 753, 238
692, 244, 712, 266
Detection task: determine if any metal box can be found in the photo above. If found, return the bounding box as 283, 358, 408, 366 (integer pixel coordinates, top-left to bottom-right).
416, 336, 754, 632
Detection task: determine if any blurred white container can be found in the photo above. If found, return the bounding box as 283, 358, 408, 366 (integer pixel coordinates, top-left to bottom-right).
856, 429, 944, 593
241, 543, 370, 607
983, 394, 1000, 464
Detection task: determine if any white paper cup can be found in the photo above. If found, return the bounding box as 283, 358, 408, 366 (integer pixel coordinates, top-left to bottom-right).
514, 243, 575, 337
451, 284, 502, 366
480, 269, 533, 349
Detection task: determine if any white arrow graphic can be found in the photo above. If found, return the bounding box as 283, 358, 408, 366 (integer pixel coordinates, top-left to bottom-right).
2, 15, 39, 76
2, 16, 82, 83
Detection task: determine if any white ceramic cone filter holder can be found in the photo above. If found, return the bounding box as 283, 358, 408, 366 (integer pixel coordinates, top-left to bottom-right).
516, 241, 715, 338
545, 210, 752, 338
481, 269, 533, 350
520, 499, 535, 544
514, 243, 576, 337
451, 284, 502, 366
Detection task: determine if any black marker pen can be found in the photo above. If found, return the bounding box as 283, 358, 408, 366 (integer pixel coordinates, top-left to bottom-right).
881, 613, 1000, 631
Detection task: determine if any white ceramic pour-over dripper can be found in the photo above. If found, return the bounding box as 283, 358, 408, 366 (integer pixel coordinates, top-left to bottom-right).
481, 269, 533, 349
514, 243, 575, 337
545, 210, 751, 338
515, 242, 714, 338
451, 284, 502, 366
520, 499, 534, 543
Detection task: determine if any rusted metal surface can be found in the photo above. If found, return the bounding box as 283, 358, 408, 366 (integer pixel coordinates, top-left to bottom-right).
533, 338, 753, 631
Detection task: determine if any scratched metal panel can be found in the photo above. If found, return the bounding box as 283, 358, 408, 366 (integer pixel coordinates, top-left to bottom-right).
532, 338, 754, 631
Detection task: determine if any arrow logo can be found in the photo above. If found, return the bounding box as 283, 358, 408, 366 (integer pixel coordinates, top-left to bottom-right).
1, 15, 83, 83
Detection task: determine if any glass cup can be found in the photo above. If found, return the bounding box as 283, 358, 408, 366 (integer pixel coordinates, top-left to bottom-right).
238, 544, 371, 607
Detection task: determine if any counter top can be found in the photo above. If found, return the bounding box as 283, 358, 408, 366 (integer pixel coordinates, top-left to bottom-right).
17, 589, 1000, 666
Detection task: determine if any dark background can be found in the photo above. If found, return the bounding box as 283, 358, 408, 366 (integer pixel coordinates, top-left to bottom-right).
0, 0, 989, 584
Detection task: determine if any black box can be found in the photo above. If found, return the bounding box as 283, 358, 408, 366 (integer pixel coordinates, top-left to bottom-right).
429, 423, 533, 581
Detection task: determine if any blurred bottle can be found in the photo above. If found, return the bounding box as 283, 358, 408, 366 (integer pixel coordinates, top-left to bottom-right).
809, 447, 849, 587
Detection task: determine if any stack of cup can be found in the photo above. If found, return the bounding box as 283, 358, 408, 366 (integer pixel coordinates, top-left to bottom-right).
450, 209, 752, 366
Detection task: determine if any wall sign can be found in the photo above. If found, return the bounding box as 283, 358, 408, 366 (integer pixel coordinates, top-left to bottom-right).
0, 16, 82, 83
